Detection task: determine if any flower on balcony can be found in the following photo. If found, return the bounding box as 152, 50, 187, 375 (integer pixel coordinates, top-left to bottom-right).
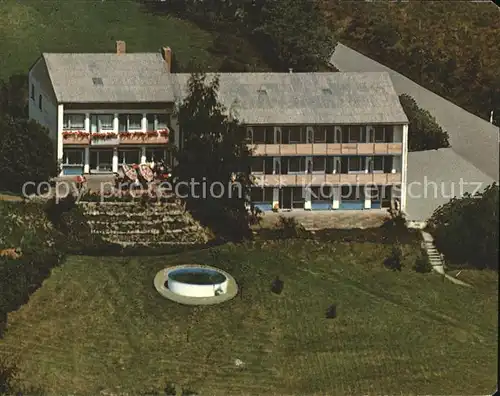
62, 130, 90, 138
146, 130, 158, 137
92, 132, 118, 140
157, 128, 169, 136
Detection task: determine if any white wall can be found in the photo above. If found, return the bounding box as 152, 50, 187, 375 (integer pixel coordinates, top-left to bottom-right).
28, 59, 58, 145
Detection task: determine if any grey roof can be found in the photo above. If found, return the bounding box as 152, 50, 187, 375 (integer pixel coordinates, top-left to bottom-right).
172, 72, 408, 125
330, 43, 499, 180
405, 148, 495, 221
42, 53, 176, 103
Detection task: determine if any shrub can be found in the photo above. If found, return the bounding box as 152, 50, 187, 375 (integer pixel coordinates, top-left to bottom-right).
414, 254, 433, 273
45, 196, 104, 253
0, 116, 58, 194
384, 242, 403, 271
427, 183, 498, 270
276, 216, 308, 239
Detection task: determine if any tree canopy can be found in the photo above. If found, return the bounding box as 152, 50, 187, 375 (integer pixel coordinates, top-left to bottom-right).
173, 73, 257, 241
0, 116, 58, 194
142, 0, 335, 72
427, 183, 498, 270
322, 1, 500, 126
399, 94, 450, 152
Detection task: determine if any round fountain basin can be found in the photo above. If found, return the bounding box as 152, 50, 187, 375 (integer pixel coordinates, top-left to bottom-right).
167, 267, 228, 297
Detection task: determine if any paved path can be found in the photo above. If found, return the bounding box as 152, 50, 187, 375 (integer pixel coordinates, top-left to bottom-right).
421, 230, 471, 287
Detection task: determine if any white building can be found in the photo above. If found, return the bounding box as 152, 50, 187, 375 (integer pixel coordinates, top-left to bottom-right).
29, 41, 409, 212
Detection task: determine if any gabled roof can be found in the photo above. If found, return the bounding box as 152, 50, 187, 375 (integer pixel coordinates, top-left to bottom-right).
41, 53, 176, 103
331, 43, 499, 180
173, 72, 408, 125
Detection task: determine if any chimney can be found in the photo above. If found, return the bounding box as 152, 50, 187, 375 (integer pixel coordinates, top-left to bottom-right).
116, 40, 126, 55
161, 47, 172, 73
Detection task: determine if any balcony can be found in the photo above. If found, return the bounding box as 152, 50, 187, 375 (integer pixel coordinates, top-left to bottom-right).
119, 131, 169, 145
62, 131, 90, 145
252, 172, 402, 186
250, 142, 403, 156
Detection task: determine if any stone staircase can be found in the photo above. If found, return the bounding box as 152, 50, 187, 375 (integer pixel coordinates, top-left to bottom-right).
421, 230, 472, 287
79, 200, 211, 247
421, 231, 445, 274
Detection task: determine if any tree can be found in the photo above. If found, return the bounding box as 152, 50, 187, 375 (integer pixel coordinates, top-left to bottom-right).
0, 116, 58, 193
0, 74, 28, 119
251, 0, 336, 71
427, 183, 498, 270
399, 94, 450, 151
173, 73, 257, 241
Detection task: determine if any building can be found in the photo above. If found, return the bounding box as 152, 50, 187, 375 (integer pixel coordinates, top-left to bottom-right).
29, 41, 409, 212
28, 41, 176, 176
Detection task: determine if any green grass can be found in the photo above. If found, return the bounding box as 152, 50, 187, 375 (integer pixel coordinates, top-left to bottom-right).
0, 240, 497, 395
0, 0, 223, 81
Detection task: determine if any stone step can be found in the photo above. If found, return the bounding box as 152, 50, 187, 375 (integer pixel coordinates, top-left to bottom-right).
106, 239, 200, 247
87, 219, 193, 229
91, 225, 201, 236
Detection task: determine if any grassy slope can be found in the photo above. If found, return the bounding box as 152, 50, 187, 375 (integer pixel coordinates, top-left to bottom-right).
0, 240, 497, 395
0, 0, 222, 81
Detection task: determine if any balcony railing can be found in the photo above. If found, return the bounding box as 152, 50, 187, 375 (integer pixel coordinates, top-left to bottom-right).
250, 143, 403, 156
252, 172, 402, 186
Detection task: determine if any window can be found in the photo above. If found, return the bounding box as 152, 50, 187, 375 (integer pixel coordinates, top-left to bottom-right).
374, 126, 385, 143
264, 127, 274, 144
118, 149, 140, 165
341, 185, 363, 201
314, 127, 326, 143
252, 126, 266, 144
97, 114, 114, 131
288, 156, 305, 173
349, 126, 366, 143
250, 187, 274, 202
325, 126, 336, 143
128, 114, 142, 130
119, 114, 143, 132
156, 114, 169, 130
371, 156, 384, 172
311, 186, 332, 202
38, 94, 42, 110
62, 149, 83, 165
30, 84, 35, 100
287, 126, 303, 143
291, 186, 305, 209
264, 157, 274, 174
63, 114, 85, 130
146, 148, 169, 163
312, 156, 326, 172
252, 157, 264, 173
348, 156, 365, 172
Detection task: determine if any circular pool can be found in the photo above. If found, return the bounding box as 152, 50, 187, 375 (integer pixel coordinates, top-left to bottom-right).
166, 267, 229, 298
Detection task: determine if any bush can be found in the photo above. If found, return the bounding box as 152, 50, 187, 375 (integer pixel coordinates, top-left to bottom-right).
45, 196, 104, 254
0, 116, 58, 194
414, 254, 433, 273
427, 183, 498, 270
276, 216, 308, 239
399, 94, 450, 151
384, 243, 403, 271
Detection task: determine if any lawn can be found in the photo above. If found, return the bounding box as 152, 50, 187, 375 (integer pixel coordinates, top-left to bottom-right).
0, 0, 223, 81
0, 239, 497, 395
